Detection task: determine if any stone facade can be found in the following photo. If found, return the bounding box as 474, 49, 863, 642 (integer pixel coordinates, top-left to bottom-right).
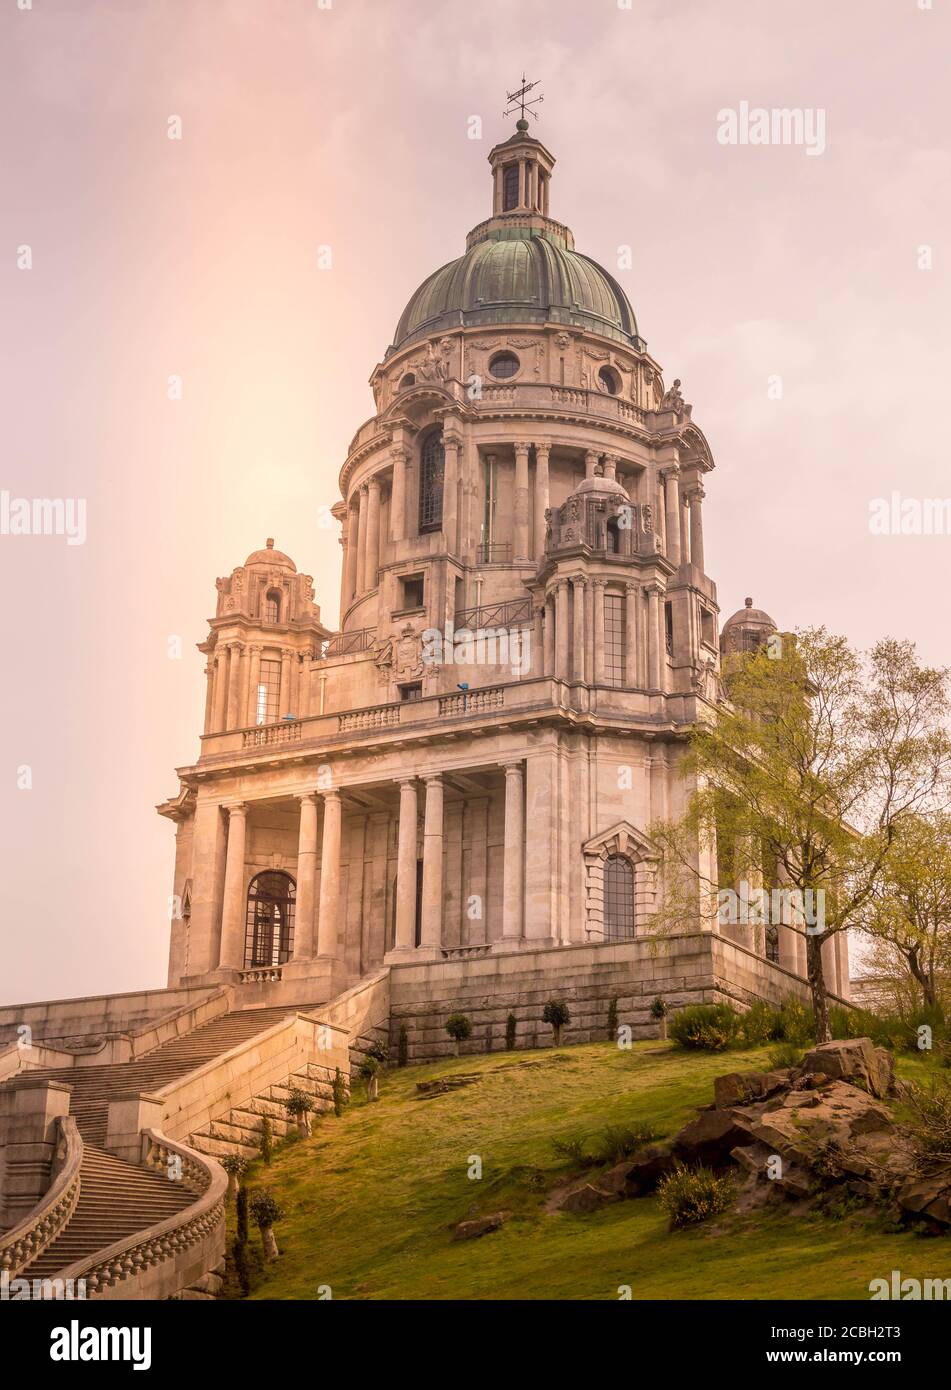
153, 121, 847, 1044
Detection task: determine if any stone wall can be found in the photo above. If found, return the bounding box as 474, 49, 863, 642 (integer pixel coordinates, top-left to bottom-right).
387, 934, 846, 1063
0, 986, 217, 1050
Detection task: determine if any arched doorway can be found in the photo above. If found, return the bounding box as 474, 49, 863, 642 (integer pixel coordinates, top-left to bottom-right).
245, 871, 296, 968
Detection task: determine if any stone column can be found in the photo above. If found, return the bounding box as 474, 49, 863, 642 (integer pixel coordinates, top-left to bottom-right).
624, 582, 638, 686
279, 647, 292, 717
554, 580, 569, 680
524, 750, 555, 941
390, 447, 407, 541
211, 652, 226, 733
365, 477, 381, 590
534, 442, 550, 560
442, 434, 460, 553
218, 804, 249, 970
584, 576, 595, 683
687, 483, 705, 572
343, 499, 359, 604
663, 466, 682, 567
543, 594, 554, 675
501, 762, 524, 943
420, 775, 444, 952
571, 575, 586, 683
293, 793, 319, 959
647, 585, 663, 690
593, 579, 606, 684
224, 641, 242, 729
513, 442, 531, 560
202, 661, 215, 734
584, 449, 599, 479
246, 645, 262, 726
602, 453, 618, 482
532, 603, 545, 677
356, 484, 369, 593
394, 778, 418, 951
316, 790, 342, 957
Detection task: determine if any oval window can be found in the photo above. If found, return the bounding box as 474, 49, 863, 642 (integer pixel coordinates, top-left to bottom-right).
398, 373, 416, 390
598, 366, 621, 395
489, 352, 520, 380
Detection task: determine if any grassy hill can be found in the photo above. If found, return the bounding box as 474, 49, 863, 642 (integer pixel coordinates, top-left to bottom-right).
230, 1039, 950, 1301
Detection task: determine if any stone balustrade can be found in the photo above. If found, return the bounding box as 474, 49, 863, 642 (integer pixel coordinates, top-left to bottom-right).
239, 967, 283, 984
339, 703, 401, 733
242, 721, 303, 749
55, 1130, 226, 1301
0, 1116, 82, 1278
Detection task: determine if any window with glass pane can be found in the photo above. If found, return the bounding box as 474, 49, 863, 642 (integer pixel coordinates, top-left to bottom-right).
265, 590, 281, 622
603, 592, 625, 687
503, 163, 519, 210
257, 657, 281, 725
418, 431, 444, 534
603, 855, 635, 939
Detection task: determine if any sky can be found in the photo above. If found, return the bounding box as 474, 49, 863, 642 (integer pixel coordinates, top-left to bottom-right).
1, 0, 948, 1004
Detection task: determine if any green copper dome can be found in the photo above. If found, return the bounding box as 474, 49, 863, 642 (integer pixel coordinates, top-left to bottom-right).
390, 228, 643, 354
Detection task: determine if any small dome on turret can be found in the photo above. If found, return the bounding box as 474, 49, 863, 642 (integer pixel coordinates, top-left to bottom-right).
569, 474, 631, 502
720, 597, 777, 655
244, 538, 297, 572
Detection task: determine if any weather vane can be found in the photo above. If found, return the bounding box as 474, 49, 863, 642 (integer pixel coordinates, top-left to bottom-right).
503, 73, 543, 125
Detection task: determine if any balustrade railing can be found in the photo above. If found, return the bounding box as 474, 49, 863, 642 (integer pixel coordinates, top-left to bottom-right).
0, 1116, 82, 1278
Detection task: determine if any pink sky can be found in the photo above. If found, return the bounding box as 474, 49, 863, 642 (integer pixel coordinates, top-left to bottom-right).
1, 0, 948, 1004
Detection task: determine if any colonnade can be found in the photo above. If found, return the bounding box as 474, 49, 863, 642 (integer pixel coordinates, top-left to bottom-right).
204, 642, 314, 734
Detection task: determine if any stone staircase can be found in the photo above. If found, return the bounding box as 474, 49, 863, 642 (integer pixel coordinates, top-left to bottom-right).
20, 1145, 194, 1280
18, 1006, 302, 1149
189, 1060, 341, 1161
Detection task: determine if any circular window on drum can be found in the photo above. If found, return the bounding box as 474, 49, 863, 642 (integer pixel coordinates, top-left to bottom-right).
598, 365, 621, 395
488, 351, 520, 380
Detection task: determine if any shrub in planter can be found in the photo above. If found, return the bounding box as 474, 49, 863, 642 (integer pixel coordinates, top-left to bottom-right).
542, 1000, 571, 1047
668, 1003, 739, 1051
359, 1054, 381, 1101
445, 1013, 472, 1056
249, 1188, 284, 1262
284, 1086, 315, 1137
657, 1162, 735, 1229
505, 1013, 517, 1052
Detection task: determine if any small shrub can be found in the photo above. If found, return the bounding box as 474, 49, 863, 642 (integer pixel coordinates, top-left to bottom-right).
542, 999, 571, 1046
768, 1041, 805, 1070
505, 1013, 517, 1051
777, 996, 814, 1045
397, 1025, 409, 1068
332, 1066, 347, 1117
903, 1076, 951, 1169
657, 1162, 735, 1229
597, 1122, 660, 1165
668, 1003, 739, 1051
606, 997, 619, 1041
739, 1000, 783, 1047
259, 1115, 272, 1164
366, 1038, 390, 1066
445, 1013, 472, 1055
221, 1154, 248, 1199
649, 996, 668, 1020
284, 1087, 314, 1135
249, 1188, 284, 1261
358, 1054, 381, 1100
551, 1133, 588, 1165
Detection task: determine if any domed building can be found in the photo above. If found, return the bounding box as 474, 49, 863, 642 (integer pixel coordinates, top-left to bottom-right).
157, 118, 849, 1049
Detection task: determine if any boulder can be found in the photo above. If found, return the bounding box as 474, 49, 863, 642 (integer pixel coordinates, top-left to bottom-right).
552, 1182, 620, 1215
672, 1108, 756, 1167
452, 1211, 509, 1240
897, 1167, 951, 1226
714, 1070, 789, 1109
605, 1143, 676, 1197
796, 1038, 894, 1099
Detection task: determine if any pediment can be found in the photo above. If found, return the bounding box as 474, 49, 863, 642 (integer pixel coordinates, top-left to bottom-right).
582, 820, 658, 862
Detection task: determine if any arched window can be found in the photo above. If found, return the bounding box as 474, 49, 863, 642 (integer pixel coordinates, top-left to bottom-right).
265, 589, 282, 623
399, 372, 415, 391
245, 871, 296, 968
764, 923, 780, 964
418, 429, 444, 534
603, 855, 635, 940
503, 163, 519, 211
598, 366, 621, 395
606, 518, 621, 554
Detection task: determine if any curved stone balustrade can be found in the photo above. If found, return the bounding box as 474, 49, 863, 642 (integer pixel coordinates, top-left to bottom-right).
52, 1130, 226, 1301
0, 1115, 82, 1278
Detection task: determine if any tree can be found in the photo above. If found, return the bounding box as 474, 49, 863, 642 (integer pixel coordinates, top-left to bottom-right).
283, 1086, 315, 1137
221, 1153, 249, 1201
332, 1066, 347, 1117
359, 1054, 381, 1100
653, 631, 949, 1044
505, 1013, 517, 1051
249, 1188, 284, 1262
543, 999, 570, 1046
856, 812, 951, 1011
445, 1013, 472, 1056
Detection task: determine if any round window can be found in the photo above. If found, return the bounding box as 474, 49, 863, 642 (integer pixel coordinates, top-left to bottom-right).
598, 366, 621, 395
488, 352, 520, 380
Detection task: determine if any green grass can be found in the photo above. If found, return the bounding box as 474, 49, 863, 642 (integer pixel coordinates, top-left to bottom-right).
229, 1040, 951, 1301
